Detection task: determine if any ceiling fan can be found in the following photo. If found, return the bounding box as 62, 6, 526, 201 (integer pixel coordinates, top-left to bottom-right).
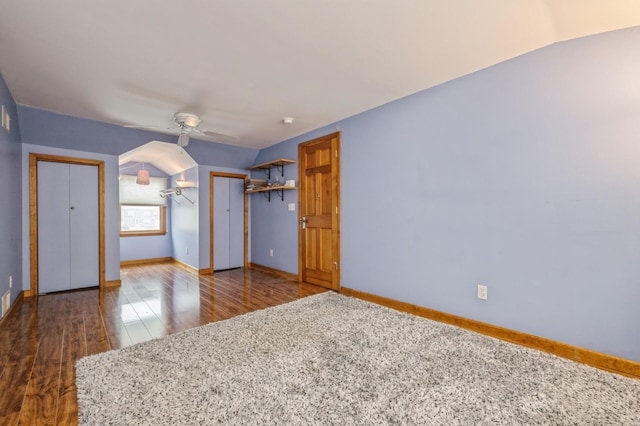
125, 112, 236, 147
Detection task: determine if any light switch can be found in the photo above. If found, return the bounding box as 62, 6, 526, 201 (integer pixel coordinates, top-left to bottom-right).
288, 203, 296, 211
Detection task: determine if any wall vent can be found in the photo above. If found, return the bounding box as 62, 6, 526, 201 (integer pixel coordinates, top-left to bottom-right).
1, 291, 10, 318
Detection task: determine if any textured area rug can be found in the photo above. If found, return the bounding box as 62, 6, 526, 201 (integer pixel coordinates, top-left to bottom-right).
76, 292, 640, 425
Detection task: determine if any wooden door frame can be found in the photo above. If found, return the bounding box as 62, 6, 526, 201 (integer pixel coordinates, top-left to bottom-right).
29, 153, 106, 296
209, 171, 249, 274
297, 131, 341, 289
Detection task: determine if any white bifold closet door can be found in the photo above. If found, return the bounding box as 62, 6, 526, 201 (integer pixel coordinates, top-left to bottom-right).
37, 161, 99, 293
213, 176, 244, 271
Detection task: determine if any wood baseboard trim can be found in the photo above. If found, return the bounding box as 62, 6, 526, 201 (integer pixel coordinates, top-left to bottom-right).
103, 280, 121, 288
172, 259, 199, 274
340, 287, 640, 379
0, 291, 24, 327
120, 258, 208, 275
121, 257, 173, 267
249, 263, 298, 281
23, 289, 35, 298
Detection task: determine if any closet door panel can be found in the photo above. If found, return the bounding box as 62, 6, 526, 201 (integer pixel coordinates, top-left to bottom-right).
37, 161, 71, 293
69, 164, 99, 288
228, 178, 245, 269
213, 176, 231, 270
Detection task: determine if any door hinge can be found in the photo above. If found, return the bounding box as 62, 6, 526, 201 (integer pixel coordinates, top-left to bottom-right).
334, 261, 339, 270
335, 150, 338, 158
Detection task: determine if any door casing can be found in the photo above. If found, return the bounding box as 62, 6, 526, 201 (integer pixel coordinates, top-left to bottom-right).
29, 153, 106, 296
298, 132, 341, 290
209, 171, 249, 274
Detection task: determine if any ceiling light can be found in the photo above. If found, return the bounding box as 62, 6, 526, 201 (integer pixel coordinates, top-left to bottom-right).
176, 179, 185, 187
136, 164, 150, 185
177, 133, 190, 147
282, 117, 294, 125
175, 112, 201, 128
183, 116, 200, 127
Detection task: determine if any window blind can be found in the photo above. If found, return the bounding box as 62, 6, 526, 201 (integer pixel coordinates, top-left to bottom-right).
119, 174, 167, 206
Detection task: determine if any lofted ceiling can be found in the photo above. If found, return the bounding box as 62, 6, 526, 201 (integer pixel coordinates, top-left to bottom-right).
1, 1, 640, 149
119, 141, 197, 175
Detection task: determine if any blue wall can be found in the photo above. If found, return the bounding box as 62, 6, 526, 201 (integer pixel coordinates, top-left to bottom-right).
170, 166, 200, 268
249, 160, 299, 270
119, 162, 173, 262
15, 106, 259, 278
197, 165, 251, 270
169, 165, 250, 271
17, 106, 258, 167
4, 25, 639, 362
252, 26, 640, 362
0, 71, 23, 312
20, 143, 121, 287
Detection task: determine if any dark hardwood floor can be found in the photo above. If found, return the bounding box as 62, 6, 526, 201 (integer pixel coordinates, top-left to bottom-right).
0, 263, 327, 425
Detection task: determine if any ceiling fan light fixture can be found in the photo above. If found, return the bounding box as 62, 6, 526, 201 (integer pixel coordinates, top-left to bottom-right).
177, 133, 190, 147
175, 112, 201, 128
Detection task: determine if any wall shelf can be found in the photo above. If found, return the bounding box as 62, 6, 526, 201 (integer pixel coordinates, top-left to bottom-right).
247, 158, 296, 180
245, 185, 296, 202
246, 158, 296, 202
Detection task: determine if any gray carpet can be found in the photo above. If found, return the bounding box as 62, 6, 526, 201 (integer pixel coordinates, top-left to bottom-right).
76, 292, 640, 425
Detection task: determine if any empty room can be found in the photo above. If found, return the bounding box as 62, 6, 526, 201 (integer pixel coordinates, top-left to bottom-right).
0, 1, 639, 424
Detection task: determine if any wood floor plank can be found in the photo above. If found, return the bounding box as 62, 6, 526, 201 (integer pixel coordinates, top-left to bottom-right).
0, 354, 38, 422
19, 372, 61, 425
19, 296, 67, 425
56, 317, 86, 425
83, 308, 110, 356
0, 411, 20, 426
0, 264, 327, 425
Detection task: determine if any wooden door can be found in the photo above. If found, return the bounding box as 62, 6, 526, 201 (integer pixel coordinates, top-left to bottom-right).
298, 132, 341, 290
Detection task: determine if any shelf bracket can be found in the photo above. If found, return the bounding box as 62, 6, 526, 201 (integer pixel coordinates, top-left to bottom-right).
260, 167, 271, 180
260, 188, 285, 202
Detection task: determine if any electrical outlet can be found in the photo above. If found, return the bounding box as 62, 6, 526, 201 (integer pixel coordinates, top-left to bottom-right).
269, 249, 274, 257
477, 285, 488, 300
185, 247, 189, 255
9, 275, 12, 289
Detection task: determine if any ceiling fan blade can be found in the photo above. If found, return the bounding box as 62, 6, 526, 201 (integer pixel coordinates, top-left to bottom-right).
124, 124, 182, 133
124, 124, 159, 129
198, 129, 239, 139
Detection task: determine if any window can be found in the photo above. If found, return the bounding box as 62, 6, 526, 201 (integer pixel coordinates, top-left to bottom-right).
119, 174, 167, 236
120, 205, 166, 236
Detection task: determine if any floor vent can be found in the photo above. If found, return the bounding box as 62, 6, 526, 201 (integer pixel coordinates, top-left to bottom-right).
1, 291, 9, 318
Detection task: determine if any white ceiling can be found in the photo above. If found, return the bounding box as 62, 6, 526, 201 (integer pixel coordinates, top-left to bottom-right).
1, 1, 640, 149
